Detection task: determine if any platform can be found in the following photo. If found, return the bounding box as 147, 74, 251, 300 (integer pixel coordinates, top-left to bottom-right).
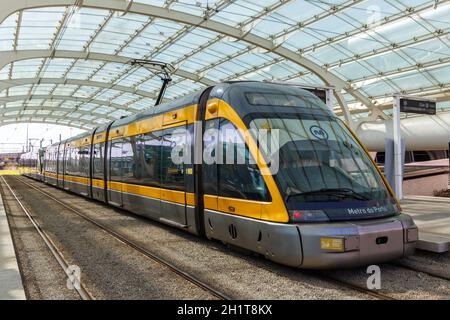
402, 195, 450, 253
0, 192, 26, 300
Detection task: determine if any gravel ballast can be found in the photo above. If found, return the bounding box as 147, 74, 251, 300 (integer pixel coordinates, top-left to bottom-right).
4, 176, 450, 300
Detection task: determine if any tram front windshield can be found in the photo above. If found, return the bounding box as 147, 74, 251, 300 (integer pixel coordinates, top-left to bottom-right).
249, 113, 399, 221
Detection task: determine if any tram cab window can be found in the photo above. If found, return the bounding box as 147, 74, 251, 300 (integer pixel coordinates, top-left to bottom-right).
249, 114, 391, 204
218, 119, 270, 202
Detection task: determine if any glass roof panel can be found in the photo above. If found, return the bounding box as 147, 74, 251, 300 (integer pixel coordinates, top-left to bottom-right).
94, 88, 122, 102
6, 85, 32, 96
128, 98, 155, 110
73, 86, 99, 98
114, 92, 141, 105
94, 106, 115, 114
90, 62, 130, 83
402, 37, 450, 64
52, 85, 79, 96
0, 0, 449, 127
43, 99, 63, 107
211, 0, 279, 27
78, 103, 99, 111
59, 101, 78, 109
17, 8, 64, 50
388, 71, 435, 91
30, 84, 57, 95
272, 0, 325, 23
281, 30, 324, 51
134, 0, 166, 6
56, 8, 106, 51
427, 64, 450, 84
110, 109, 132, 118
420, 2, 450, 29
304, 45, 352, 65
10, 59, 43, 79
137, 77, 164, 92
0, 13, 18, 51
67, 60, 104, 80
41, 59, 74, 78
36, 110, 52, 115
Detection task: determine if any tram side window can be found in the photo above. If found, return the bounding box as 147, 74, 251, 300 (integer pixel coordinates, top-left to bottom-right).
139, 131, 162, 187
44, 151, 50, 172
54, 150, 58, 173
50, 150, 57, 173
203, 119, 219, 195
92, 143, 104, 180
79, 146, 90, 177
48, 151, 54, 173
161, 127, 185, 191
65, 148, 72, 176
52, 150, 57, 173
47, 150, 52, 173
218, 119, 270, 202
110, 140, 123, 182
67, 147, 80, 177
121, 136, 139, 184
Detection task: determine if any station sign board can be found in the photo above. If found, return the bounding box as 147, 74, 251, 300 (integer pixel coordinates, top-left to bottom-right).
399, 98, 436, 115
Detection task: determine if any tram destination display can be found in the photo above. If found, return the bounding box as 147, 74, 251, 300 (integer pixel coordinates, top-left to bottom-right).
400, 98, 436, 115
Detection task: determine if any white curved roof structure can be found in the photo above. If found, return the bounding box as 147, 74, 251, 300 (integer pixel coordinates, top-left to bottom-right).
0, 0, 449, 129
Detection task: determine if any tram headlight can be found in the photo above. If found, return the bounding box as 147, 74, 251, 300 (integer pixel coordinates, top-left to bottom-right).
289, 210, 329, 222
320, 237, 345, 252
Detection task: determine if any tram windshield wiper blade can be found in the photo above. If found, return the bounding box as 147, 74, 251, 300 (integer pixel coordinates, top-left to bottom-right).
285, 188, 370, 202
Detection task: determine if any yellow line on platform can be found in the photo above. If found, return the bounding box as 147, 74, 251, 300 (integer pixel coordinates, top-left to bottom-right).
0, 170, 20, 175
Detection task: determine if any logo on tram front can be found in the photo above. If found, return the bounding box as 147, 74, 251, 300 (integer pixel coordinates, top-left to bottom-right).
309, 125, 329, 140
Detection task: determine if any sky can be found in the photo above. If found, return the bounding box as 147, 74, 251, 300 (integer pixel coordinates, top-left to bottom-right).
0, 123, 85, 154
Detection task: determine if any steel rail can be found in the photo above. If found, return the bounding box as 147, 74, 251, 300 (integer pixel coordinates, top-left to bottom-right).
0, 176, 94, 300
389, 262, 450, 282
14, 176, 231, 300
306, 271, 397, 300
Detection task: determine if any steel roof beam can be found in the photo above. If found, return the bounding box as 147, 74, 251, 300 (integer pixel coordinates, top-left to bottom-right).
0, 115, 98, 129
0, 105, 117, 120
0, 94, 134, 112
0, 78, 158, 99
0, 50, 215, 86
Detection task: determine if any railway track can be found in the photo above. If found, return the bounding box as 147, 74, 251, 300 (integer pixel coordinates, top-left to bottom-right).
10, 176, 397, 300
0, 176, 94, 300
388, 262, 450, 282
11, 176, 450, 300
11, 175, 231, 300
306, 271, 397, 300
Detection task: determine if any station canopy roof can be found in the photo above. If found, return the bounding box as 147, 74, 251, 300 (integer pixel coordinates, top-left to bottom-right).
0, 0, 449, 129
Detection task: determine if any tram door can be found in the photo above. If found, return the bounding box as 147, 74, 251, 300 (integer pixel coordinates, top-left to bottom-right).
159, 111, 188, 227
79, 142, 91, 197
57, 143, 65, 189
107, 139, 123, 207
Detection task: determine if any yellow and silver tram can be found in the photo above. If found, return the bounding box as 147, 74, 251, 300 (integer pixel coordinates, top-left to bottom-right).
20, 82, 417, 268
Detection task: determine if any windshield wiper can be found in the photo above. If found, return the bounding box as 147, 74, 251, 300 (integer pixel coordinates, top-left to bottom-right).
285, 188, 370, 202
